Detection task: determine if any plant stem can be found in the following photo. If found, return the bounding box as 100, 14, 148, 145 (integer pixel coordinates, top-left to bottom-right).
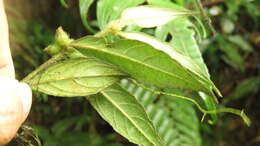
189, 0, 227, 9
194, 0, 217, 36
128, 79, 251, 126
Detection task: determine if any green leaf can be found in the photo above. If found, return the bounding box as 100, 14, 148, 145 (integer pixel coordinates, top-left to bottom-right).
163, 90, 202, 146
79, 0, 97, 33
26, 57, 125, 97
71, 36, 219, 96
228, 76, 260, 101
120, 80, 202, 146
147, 0, 185, 10
216, 35, 245, 71
146, 0, 209, 79
97, 0, 145, 30
155, 18, 210, 78
119, 5, 193, 28
116, 32, 220, 97
228, 35, 253, 53
199, 92, 217, 123
87, 84, 164, 146
148, 2, 217, 119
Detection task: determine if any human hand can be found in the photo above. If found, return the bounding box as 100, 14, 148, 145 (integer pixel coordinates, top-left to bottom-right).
0, 0, 32, 145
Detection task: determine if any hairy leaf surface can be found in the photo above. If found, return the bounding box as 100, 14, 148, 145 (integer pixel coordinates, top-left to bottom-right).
27, 57, 126, 97
88, 84, 164, 146
71, 36, 216, 95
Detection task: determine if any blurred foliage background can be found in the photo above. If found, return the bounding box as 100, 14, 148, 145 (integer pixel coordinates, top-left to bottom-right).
4, 0, 260, 146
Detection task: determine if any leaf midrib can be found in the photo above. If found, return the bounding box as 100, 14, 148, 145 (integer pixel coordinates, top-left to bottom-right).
101, 90, 159, 146
70, 43, 205, 90
30, 73, 124, 85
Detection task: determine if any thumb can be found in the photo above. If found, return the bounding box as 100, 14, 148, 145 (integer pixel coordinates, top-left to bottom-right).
0, 76, 32, 145
18, 82, 32, 122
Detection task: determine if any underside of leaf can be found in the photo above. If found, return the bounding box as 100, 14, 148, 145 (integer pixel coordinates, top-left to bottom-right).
87, 84, 164, 146
26, 57, 126, 97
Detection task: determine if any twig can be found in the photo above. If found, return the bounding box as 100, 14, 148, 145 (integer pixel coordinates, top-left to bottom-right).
128, 79, 251, 126
194, 0, 217, 36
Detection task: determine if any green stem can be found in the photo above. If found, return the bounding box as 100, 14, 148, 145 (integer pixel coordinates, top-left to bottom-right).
60, 0, 69, 8
128, 79, 251, 126
194, 0, 217, 36
21, 53, 65, 83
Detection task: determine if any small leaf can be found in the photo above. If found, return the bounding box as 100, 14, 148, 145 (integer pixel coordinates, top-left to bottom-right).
26, 57, 126, 97
228, 35, 253, 52
120, 5, 193, 28
79, 0, 97, 33
71, 36, 219, 96
199, 92, 218, 123
228, 76, 260, 101
87, 84, 164, 146
216, 35, 245, 71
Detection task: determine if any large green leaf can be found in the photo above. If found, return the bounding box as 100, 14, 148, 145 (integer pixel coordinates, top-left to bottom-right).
147, 0, 210, 81
140, 0, 218, 118
96, 0, 145, 30
116, 32, 220, 97
88, 84, 164, 146
120, 80, 202, 146
118, 31, 209, 80
79, 0, 96, 33
26, 57, 125, 97
70, 36, 217, 96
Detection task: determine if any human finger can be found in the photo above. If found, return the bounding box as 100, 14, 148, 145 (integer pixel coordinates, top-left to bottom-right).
0, 0, 15, 78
